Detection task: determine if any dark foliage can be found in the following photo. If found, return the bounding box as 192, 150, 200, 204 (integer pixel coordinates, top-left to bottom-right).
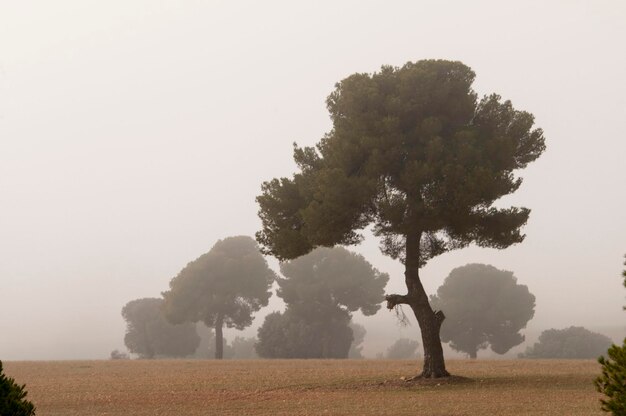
431, 263, 535, 358
0, 360, 36, 416
594, 256, 626, 415
595, 339, 626, 415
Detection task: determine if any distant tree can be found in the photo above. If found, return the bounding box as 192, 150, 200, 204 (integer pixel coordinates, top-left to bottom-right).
109, 349, 130, 360
386, 338, 420, 359
520, 327, 613, 359
594, 255, 626, 414
255, 311, 294, 358
277, 247, 389, 317
256, 309, 354, 358
0, 360, 36, 416
348, 323, 367, 359
122, 298, 200, 359
230, 337, 259, 359
256, 60, 546, 377
430, 264, 535, 359
255, 247, 388, 358
163, 236, 276, 359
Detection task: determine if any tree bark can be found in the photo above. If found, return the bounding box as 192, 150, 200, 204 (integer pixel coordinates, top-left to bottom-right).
215, 313, 224, 360
386, 232, 449, 378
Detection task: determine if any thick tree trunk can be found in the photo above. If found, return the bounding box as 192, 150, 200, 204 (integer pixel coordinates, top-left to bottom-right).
386, 232, 449, 378
409, 302, 448, 377
215, 314, 224, 360
469, 349, 477, 359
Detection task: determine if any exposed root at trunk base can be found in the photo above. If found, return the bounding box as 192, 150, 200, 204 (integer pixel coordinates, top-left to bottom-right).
419, 368, 450, 379
398, 374, 471, 386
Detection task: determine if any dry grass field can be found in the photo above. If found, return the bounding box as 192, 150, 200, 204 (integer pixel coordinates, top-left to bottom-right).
4, 359, 604, 415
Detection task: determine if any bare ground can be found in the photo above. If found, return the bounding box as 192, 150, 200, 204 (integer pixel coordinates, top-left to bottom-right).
3, 359, 604, 415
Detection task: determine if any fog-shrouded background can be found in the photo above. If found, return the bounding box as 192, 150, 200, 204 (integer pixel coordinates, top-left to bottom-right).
1, 1, 625, 360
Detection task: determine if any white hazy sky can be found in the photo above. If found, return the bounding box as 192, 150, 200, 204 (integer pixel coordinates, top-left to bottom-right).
1, 1, 625, 360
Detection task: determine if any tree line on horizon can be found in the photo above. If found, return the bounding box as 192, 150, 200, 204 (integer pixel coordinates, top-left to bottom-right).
119, 240, 613, 361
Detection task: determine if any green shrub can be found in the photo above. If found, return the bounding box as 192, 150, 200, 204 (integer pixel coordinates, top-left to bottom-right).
595, 339, 626, 415
0, 360, 36, 416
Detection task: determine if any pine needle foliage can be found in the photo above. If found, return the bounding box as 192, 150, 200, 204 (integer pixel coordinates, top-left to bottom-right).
594, 255, 626, 415
595, 340, 626, 415
0, 360, 36, 416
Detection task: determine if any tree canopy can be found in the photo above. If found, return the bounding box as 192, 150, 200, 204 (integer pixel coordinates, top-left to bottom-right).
121, 297, 200, 359
162, 236, 276, 359
257, 60, 545, 264
430, 263, 535, 358
277, 247, 389, 317
520, 326, 613, 359
256, 59, 545, 377
255, 246, 388, 358
256, 309, 354, 358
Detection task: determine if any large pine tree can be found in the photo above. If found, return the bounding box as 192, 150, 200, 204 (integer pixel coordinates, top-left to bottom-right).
256, 60, 545, 377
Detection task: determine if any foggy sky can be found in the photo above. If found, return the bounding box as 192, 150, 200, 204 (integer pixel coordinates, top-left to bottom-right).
1, 0, 625, 360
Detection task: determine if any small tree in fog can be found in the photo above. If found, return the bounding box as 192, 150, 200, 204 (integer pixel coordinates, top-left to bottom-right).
430, 264, 535, 359
348, 323, 367, 359
386, 338, 420, 359
256, 310, 355, 358
122, 298, 200, 359
255, 247, 388, 358
110, 349, 130, 360
520, 326, 613, 359
163, 236, 276, 359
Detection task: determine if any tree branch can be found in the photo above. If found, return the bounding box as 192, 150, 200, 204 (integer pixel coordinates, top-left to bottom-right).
434, 309, 445, 325
385, 294, 410, 310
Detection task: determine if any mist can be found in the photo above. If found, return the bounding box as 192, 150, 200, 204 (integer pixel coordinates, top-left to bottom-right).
1, 0, 625, 360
